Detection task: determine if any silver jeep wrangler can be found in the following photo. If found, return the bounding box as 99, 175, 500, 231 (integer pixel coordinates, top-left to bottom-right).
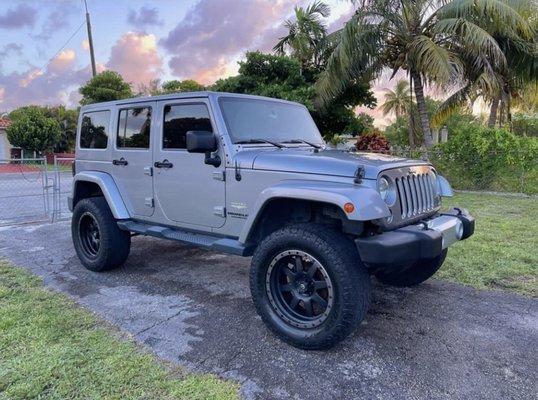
70, 92, 474, 349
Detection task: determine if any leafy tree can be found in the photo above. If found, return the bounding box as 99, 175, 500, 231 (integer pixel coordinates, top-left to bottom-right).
162, 79, 205, 93
274, 1, 331, 71
9, 105, 79, 152
212, 51, 375, 137
7, 107, 61, 153
346, 112, 374, 136
79, 71, 132, 105
317, 0, 533, 147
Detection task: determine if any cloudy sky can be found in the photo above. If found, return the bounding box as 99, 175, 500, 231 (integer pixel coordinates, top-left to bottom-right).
0, 0, 396, 125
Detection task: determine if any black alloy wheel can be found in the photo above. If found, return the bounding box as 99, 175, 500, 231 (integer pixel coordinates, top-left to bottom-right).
78, 212, 101, 258
266, 250, 335, 329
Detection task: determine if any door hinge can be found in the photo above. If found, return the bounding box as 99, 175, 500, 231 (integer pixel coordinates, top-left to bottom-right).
144, 166, 153, 176
144, 197, 154, 208
213, 206, 226, 217
212, 170, 225, 181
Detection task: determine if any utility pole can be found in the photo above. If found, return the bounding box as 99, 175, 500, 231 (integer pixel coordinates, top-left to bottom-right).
84, 0, 97, 77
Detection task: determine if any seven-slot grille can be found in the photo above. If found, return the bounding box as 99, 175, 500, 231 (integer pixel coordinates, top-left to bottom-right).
394, 172, 436, 219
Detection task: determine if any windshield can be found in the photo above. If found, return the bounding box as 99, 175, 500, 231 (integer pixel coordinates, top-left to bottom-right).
219, 97, 323, 145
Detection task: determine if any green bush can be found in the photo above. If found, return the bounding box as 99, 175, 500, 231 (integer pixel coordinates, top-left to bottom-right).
7, 107, 61, 153
432, 123, 538, 194
512, 113, 538, 137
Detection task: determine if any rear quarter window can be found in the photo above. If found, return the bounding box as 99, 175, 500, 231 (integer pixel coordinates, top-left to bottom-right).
80, 110, 110, 149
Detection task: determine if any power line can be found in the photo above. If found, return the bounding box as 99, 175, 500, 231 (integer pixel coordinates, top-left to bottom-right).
38, 20, 86, 73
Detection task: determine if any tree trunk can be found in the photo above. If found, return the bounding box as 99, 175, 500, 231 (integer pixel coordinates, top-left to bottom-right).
488, 99, 499, 128
408, 74, 415, 148
506, 92, 512, 132
498, 92, 506, 127
411, 71, 433, 147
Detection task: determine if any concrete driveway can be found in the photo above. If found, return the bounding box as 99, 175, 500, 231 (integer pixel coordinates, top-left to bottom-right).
1, 221, 536, 400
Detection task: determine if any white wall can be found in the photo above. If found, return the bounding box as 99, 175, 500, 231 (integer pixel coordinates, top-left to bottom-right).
0, 130, 11, 159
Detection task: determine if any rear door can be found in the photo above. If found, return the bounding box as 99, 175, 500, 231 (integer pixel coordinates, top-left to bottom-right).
111, 102, 155, 217
153, 99, 226, 228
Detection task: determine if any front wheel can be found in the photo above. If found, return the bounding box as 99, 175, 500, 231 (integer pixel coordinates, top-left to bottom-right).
375, 249, 448, 287
250, 224, 371, 350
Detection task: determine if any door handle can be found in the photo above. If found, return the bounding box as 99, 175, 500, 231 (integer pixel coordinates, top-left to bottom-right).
112, 157, 128, 166
154, 159, 173, 169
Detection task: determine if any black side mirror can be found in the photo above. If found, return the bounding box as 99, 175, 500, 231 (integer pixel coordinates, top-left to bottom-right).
186, 131, 217, 153
186, 131, 221, 167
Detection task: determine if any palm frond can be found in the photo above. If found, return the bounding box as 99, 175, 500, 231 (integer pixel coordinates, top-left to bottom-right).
437, 0, 534, 40
306, 1, 331, 18
431, 84, 473, 127
434, 18, 507, 70
316, 14, 384, 105
409, 35, 462, 85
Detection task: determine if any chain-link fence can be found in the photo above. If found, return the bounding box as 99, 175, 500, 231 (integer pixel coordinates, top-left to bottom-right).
52, 156, 74, 222
387, 145, 537, 195
0, 158, 53, 226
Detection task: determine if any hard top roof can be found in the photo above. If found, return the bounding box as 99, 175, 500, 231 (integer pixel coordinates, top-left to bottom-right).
80, 91, 302, 111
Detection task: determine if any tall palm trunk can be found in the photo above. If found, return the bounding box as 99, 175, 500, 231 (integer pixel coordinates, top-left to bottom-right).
488, 99, 499, 128
408, 74, 415, 148
411, 71, 433, 147
506, 91, 513, 132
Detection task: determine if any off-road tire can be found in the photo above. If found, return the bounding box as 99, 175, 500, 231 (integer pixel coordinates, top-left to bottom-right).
72, 197, 131, 272
375, 249, 448, 287
250, 223, 371, 350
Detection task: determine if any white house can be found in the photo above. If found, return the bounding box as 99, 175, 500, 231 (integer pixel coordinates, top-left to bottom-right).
0, 117, 13, 159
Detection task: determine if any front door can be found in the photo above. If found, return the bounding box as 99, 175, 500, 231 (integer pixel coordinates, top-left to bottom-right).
153, 100, 225, 228
111, 102, 155, 217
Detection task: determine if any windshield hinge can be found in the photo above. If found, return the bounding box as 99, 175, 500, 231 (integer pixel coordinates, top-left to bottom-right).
234, 160, 242, 181
354, 166, 365, 184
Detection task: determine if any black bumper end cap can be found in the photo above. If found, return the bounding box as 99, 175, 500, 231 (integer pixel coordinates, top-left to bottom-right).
441, 207, 475, 240
355, 225, 443, 266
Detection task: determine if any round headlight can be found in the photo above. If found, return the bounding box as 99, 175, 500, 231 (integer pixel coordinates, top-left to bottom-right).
378, 176, 397, 206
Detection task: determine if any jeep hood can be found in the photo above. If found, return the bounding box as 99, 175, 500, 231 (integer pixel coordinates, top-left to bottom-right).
235, 148, 430, 179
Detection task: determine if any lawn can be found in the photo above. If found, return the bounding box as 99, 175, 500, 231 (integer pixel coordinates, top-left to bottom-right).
439, 192, 537, 297
0, 262, 238, 400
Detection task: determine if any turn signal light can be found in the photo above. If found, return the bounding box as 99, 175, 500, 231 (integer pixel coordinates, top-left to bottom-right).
343, 202, 355, 214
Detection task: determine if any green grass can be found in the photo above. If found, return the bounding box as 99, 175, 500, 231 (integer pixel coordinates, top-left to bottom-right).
0, 262, 238, 400
439, 192, 537, 297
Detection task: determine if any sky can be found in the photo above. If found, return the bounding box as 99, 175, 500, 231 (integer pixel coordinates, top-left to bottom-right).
0, 0, 397, 126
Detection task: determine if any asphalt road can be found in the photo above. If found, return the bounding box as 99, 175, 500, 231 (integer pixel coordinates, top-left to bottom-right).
1, 221, 536, 400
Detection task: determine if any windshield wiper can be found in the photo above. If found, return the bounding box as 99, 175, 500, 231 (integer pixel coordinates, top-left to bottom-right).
235, 139, 285, 148
281, 139, 323, 149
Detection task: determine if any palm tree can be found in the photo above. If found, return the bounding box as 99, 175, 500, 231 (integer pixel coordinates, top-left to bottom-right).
317, 0, 533, 147
273, 1, 331, 71
433, 0, 537, 129
381, 79, 417, 146
381, 80, 411, 118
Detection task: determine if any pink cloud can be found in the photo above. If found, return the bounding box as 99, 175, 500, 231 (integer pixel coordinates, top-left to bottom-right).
0, 51, 92, 111
106, 32, 163, 87
160, 0, 300, 84
48, 50, 77, 74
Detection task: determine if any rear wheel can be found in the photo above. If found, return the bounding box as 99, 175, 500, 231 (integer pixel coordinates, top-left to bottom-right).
375, 249, 448, 287
250, 224, 371, 350
72, 197, 131, 272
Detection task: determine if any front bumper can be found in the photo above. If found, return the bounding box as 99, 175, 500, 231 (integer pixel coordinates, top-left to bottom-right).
355, 208, 474, 267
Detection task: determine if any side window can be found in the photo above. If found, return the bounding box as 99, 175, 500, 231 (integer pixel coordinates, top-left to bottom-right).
80, 110, 110, 149
117, 107, 152, 149
163, 104, 212, 149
